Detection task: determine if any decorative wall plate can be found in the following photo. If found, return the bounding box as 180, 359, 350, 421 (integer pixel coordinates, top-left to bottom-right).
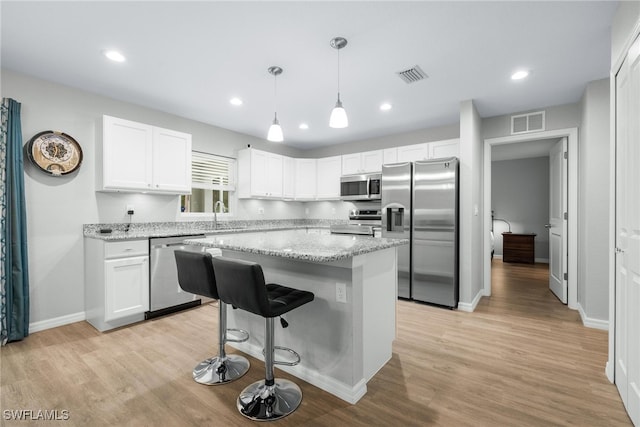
27, 130, 83, 176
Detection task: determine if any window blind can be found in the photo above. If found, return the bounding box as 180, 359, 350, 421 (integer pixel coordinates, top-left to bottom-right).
191, 152, 236, 191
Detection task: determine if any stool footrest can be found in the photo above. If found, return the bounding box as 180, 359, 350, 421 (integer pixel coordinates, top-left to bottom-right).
262, 346, 301, 366
225, 328, 249, 343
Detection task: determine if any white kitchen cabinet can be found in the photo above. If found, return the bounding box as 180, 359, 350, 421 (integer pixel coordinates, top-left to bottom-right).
383, 148, 398, 165
316, 156, 342, 199
429, 138, 459, 159
101, 115, 192, 194
396, 139, 459, 162
237, 148, 283, 198
294, 158, 317, 200
397, 143, 429, 162
341, 150, 383, 174
282, 156, 296, 199
85, 238, 149, 332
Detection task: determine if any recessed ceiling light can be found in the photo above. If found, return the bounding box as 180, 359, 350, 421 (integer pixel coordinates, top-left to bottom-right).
103, 50, 126, 63
511, 70, 529, 80
230, 97, 243, 106
380, 103, 392, 111
299, 123, 309, 130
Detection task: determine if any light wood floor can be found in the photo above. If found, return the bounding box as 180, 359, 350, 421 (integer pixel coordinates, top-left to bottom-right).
0, 260, 632, 426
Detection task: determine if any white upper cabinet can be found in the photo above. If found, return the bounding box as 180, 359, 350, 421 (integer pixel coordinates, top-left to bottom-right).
294, 158, 317, 200
101, 115, 191, 194
429, 138, 459, 159
152, 127, 192, 193
237, 148, 283, 198
383, 148, 398, 165
397, 139, 459, 163
342, 150, 383, 175
282, 156, 296, 199
397, 143, 429, 162
316, 156, 342, 200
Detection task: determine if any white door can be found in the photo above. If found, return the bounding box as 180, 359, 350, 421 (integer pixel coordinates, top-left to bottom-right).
548, 137, 567, 303
615, 35, 640, 426
102, 116, 153, 190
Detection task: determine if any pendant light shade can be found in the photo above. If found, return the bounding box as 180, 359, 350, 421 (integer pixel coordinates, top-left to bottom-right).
267, 113, 283, 142
267, 66, 284, 142
329, 37, 349, 128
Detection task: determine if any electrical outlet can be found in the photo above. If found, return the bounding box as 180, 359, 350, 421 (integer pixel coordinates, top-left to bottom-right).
331, 208, 336, 215
258, 207, 264, 214
126, 205, 135, 215
336, 282, 347, 303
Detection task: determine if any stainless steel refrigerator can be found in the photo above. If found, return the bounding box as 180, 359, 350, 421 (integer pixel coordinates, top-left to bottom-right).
382, 158, 459, 308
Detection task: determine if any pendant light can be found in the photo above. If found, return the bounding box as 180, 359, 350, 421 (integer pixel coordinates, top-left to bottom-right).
267, 66, 284, 142
329, 37, 349, 128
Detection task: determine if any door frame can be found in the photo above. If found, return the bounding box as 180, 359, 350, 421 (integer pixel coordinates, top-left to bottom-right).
482, 128, 578, 310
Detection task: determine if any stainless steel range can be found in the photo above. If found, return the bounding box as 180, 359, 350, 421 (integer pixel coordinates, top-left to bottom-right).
330, 208, 382, 237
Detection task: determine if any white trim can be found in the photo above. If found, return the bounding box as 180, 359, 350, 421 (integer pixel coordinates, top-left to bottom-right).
577, 303, 609, 331
457, 289, 484, 312
535, 258, 550, 264
29, 311, 86, 333
228, 341, 367, 404
483, 128, 579, 309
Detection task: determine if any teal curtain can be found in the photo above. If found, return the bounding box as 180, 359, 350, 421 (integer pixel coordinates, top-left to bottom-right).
0, 98, 29, 345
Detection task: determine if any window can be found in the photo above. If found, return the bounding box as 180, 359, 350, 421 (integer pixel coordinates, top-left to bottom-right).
180, 151, 236, 215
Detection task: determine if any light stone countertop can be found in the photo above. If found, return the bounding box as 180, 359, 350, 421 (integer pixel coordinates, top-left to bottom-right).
185, 229, 408, 263
83, 219, 343, 241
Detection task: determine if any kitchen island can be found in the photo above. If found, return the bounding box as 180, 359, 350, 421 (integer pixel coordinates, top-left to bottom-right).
185, 229, 407, 404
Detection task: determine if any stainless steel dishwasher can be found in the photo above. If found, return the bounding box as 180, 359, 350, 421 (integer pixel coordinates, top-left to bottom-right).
147, 235, 206, 319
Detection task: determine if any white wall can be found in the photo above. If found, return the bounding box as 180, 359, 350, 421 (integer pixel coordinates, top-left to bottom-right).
578, 78, 610, 322
491, 157, 550, 260
1, 70, 310, 324
459, 100, 483, 309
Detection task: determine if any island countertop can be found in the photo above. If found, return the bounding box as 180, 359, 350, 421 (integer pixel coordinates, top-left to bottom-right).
184, 229, 408, 263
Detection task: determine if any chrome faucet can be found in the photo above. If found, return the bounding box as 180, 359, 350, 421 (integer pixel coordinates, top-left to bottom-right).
214, 200, 226, 230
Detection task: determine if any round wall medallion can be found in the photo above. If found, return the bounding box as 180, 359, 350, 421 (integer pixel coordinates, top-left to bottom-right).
27, 130, 83, 176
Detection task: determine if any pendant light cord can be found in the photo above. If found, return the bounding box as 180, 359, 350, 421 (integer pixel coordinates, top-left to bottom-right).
273, 73, 278, 117
337, 48, 341, 98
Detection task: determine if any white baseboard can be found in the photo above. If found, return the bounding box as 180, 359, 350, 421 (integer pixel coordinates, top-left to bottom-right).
228, 341, 367, 404
29, 311, 86, 333
493, 254, 549, 264
605, 361, 614, 383
577, 303, 608, 331
493, 254, 503, 259
458, 289, 483, 312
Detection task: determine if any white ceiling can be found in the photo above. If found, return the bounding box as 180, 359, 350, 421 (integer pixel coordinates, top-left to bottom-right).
1, 1, 617, 150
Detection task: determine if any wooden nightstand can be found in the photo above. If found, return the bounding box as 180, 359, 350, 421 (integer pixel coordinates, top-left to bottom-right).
502, 233, 536, 264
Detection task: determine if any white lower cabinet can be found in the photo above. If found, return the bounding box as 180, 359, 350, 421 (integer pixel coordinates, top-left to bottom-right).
85, 238, 149, 331
104, 256, 149, 322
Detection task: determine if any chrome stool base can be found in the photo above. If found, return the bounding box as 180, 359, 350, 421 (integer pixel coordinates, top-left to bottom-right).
237, 378, 302, 421
193, 354, 250, 385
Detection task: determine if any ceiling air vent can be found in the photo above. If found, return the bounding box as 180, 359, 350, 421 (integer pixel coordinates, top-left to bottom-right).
511, 110, 545, 135
396, 65, 428, 84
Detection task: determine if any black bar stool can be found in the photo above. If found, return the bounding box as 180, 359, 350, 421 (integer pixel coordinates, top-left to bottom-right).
211, 256, 315, 422
174, 250, 250, 385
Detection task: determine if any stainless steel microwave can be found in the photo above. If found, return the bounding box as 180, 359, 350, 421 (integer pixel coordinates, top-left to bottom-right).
340, 173, 382, 200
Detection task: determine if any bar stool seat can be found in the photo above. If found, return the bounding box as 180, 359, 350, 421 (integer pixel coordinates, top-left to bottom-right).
211, 256, 314, 422
174, 250, 250, 385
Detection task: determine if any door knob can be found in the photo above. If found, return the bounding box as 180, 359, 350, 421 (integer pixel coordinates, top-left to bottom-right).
615, 247, 625, 254
544, 224, 552, 229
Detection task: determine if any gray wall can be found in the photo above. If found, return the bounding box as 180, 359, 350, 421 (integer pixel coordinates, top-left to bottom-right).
1, 70, 311, 324
459, 100, 483, 306
578, 78, 610, 322
491, 157, 550, 260
612, 1, 640, 66
483, 102, 581, 140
